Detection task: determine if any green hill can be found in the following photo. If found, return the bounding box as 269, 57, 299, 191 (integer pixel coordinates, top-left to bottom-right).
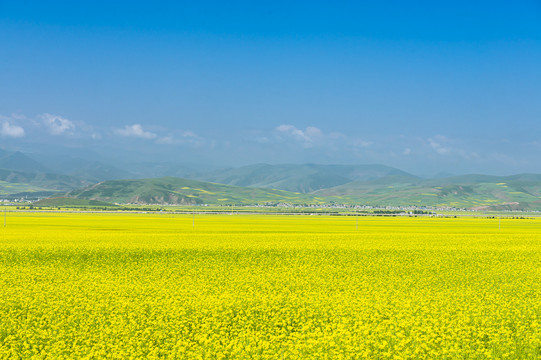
34, 197, 118, 208
0, 180, 52, 196
195, 163, 417, 193
315, 174, 541, 210
29, 167, 541, 211
67, 177, 320, 205
0, 151, 51, 173
0, 168, 90, 193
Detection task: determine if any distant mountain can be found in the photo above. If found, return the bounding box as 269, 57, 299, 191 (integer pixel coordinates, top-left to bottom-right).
430, 172, 455, 179
0, 155, 539, 211
31, 153, 134, 182
0, 151, 97, 197
0, 168, 90, 193
62, 159, 133, 182
0, 179, 52, 198
68, 177, 317, 205
0, 151, 51, 173
125, 162, 203, 179
194, 163, 417, 193
62, 172, 541, 210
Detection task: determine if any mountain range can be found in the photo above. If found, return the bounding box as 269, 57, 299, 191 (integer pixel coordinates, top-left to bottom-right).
1, 148, 541, 210
192, 163, 413, 193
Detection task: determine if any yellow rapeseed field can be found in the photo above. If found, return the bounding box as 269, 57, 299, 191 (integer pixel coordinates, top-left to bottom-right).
0, 212, 540, 359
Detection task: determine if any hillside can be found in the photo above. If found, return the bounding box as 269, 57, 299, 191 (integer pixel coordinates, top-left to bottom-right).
44, 171, 541, 210
0, 168, 89, 192
34, 197, 118, 208
0, 180, 52, 197
315, 174, 541, 210
68, 177, 321, 205
3, 156, 540, 211
195, 163, 417, 193
0, 150, 113, 197
0, 150, 136, 183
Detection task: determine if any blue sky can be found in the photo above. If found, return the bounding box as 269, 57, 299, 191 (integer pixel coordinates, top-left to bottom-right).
0, 1, 540, 175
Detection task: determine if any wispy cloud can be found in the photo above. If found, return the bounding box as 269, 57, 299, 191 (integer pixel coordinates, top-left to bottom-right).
3, 110, 538, 175
426, 135, 478, 160
10, 113, 26, 120
428, 135, 451, 155
115, 124, 157, 139
272, 124, 372, 154
275, 125, 324, 147
41, 113, 75, 135
156, 130, 204, 147
155, 136, 175, 144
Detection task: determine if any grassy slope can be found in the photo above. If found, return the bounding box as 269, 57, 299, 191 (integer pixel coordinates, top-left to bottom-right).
34, 197, 119, 208
0, 168, 89, 193
42, 172, 541, 210
0, 180, 51, 196
68, 177, 321, 205
316, 174, 541, 210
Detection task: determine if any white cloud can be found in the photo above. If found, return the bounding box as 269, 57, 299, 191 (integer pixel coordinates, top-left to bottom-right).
254, 136, 270, 144
41, 113, 75, 135
276, 124, 300, 135
10, 113, 26, 120
351, 139, 372, 148
426, 135, 480, 161
181, 130, 198, 138
275, 124, 324, 147
156, 136, 174, 144
1, 121, 25, 138
328, 132, 346, 140
428, 135, 451, 155
271, 124, 373, 154
156, 130, 204, 147
115, 124, 157, 139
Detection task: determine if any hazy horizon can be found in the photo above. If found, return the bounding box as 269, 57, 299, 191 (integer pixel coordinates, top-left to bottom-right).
1, 1, 540, 176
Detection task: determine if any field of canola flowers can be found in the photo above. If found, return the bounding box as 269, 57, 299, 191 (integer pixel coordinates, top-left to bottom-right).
0, 212, 540, 359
